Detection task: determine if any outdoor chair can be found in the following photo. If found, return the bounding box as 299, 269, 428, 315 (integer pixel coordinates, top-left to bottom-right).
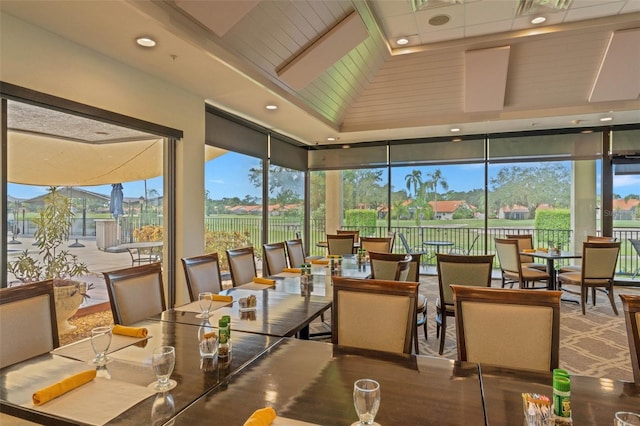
494, 238, 550, 289
360, 236, 393, 253
263, 242, 288, 276
620, 294, 640, 383
103, 262, 166, 325
398, 232, 430, 268
557, 241, 621, 315
332, 277, 418, 355
631, 239, 640, 279
0, 280, 59, 369
326, 234, 356, 256
451, 285, 561, 372
504, 234, 546, 271
448, 233, 480, 256
226, 246, 258, 286
181, 253, 223, 301
435, 253, 494, 355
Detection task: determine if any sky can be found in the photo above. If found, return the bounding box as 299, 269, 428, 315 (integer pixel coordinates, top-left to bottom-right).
8, 154, 639, 201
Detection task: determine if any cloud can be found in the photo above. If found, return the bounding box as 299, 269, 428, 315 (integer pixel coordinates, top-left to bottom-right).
209, 179, 224, 184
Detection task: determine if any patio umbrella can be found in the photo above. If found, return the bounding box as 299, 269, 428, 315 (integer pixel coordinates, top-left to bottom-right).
110, 183, 124, 218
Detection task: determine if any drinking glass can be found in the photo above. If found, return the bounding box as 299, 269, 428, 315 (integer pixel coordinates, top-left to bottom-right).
151, 392, 175, 426
90, 326, 112, 366
196, 292, 213, 318
615, 412, 640, 426
353, 379, 380, 426
150, 346, 177, 392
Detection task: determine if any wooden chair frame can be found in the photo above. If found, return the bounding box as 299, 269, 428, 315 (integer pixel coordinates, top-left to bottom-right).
332, 277, 418, 355
360, 236, 393, 253
451, 285, 561, 372
103, 262, 166, 325
226, 246, 258, 287
495, 238, 550, 289
181, 253, 223, 301
262, 242, 288, 276
337, 229, 360, 242
504, 234, 546, 271
620, 294, 640, 383
435, 253, 494, 355
326, 234, 356, 255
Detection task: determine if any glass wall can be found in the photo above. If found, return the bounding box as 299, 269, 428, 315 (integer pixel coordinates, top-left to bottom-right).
267, 164, 304, 243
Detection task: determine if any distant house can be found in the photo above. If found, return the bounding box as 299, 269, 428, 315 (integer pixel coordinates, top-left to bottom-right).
428, 200, 471, 220
612, 198, 640, 220
498, 204, 530, 220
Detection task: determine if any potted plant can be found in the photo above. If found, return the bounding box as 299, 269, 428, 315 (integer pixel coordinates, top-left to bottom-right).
7, 186, 91, 333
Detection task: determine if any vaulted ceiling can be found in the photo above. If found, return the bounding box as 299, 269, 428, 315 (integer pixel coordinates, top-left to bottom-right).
2, 0, 639, 146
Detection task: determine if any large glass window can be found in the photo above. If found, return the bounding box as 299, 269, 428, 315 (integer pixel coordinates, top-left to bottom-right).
267, 165, 304, 243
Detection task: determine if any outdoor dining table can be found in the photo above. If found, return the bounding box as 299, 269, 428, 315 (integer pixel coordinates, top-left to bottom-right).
0, 320, 280, 425
423, 240, 455, 253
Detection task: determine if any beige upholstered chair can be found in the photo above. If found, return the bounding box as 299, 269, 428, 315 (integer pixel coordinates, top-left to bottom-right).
337, 229, 359, 243
559, 235, 618, 273
103, 262, 166, 325
226, 246, 258, 286
360, 236, 392, 253
181, 253, 223, 301
285, 239, 306, 268
262, 242, 288, 276
326, 234, 356, 256
0, 280, 59, 369
435, 253, 494, 355
332, 277, 418, 355
558, 241, 621, 315
387, 231, 396, 252
451, 285, 561, 372
494, 238, 550, 289
620, 294, 640, 383
504, 234, 546, 271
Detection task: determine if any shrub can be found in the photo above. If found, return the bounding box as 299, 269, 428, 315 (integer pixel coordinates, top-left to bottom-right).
534, 209, 571, 247
345, 209, 377, 235
133, 225, 163, 242
205, 229, 253, 271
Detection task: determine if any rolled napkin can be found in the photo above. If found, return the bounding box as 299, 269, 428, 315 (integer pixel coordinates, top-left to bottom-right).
282, 267, 301, 273
112, 325, 148, 338
318, 241, 327, 244
33, 369, 97, 406
243, 407, 277, 426
327, 254, 342, 259
210, 294, 233, 302
253, 277, 276, 285
522, 249, 536, 253
311, 259, 329, 265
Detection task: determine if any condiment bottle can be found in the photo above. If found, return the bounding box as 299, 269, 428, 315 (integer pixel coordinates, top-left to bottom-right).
218, 317, 229, 359
553, 373, 571, 419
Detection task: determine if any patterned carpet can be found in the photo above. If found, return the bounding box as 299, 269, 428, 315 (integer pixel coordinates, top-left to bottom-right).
413, 276, 640, 383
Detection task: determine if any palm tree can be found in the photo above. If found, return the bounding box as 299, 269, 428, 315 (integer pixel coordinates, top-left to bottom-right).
391, 199, 409, 226
404, 170, 423, 199
426, 169, 448, 220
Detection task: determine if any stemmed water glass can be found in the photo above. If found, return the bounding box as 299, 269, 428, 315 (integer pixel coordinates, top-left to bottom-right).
149, 346, 177, 392
352, 379, 380, 426
196, 292, 213, 318
90, 326, 112, 366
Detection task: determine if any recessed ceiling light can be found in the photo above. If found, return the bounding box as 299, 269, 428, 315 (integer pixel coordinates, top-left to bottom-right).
450, 127, 461, 132
327, 137, 336, 141
136, 37, 156, 48
342, 144, 351, 149
531, 16, 546, 24
397, 37, 409, 46
452, 138, 462, 143
600, 116, 613, 122
265, 104, 278, 110
429, 15, 450, 26
581, 129, 594, 134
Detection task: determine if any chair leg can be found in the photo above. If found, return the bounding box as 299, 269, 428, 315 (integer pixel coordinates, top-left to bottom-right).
414, 327, 419, 355
423, 317, 428, 341
607, 283, 618, 315
591, 288, 596, 307
581, 287, 587, 315
439, 315, 447, 355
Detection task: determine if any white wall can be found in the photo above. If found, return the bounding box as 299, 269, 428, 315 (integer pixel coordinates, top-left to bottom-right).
1, 12, 205, 304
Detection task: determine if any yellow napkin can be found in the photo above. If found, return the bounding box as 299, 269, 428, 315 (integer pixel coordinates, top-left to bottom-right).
33, 369, 96, 406
282, 267, 301, 273
318, 241, 327, 244
243, 407, 277, 426
522, 249, 536, 253
112, 325, 148, 338
327, 255, 342, 259
537, 247, 549, 253
253, 277, 276, 285
209, 294, 233, 302
311, 259, 329, 265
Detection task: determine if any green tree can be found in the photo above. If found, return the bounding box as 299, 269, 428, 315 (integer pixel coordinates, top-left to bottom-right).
391, 199, 409, 225
425, 169, 448, 219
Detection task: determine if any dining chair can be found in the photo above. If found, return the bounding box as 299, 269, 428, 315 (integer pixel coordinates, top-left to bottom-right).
360, 236, 392, 253
559, 235, 618, 274
337, 229, 359, 242
557, 241, 621, 315
435, 253, 495, 355
263, 242, 288, 276
226, 246, 258, 286
494, 238, 550, 289
620, 294, 640, 383
387, 231, 396, 252
0, 280, 59, 369
326, 234, 356, 256
332, 277, 418, 355
451, 285, 562, 372
103, 262, 166, 325
181, 252, 223, 302
368, 251, 426, 353
504, 234, 546, 271
630, 239, 640, 279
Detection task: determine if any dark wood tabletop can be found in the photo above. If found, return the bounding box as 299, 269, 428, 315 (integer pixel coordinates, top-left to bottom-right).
169, 338, 485, 425
480, 364, 640, 425
0, 321, 281, 425
151, 288, 331, 339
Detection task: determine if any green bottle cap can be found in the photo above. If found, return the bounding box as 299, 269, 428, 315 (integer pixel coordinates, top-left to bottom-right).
553, 376, 570, 392
553, 369, 570, 378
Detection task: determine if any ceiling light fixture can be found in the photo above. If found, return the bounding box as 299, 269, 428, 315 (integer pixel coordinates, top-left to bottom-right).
265, 104, 278, 110
327, 137, 336, 141
531, 16, 546, 24
600, 116, 613, 122
136, 37, 156, 48
450, 127, 461, 132
342, 144, 351, 149
397, 37, 409, 46
452, 137, 462, 143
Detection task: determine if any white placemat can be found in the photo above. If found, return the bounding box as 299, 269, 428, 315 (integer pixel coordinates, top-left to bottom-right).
273, 416, 320, 425
52, 334, 150, 363
174, 299, 233, 313
25, 378, 155, 426
236, 282, 275, 290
